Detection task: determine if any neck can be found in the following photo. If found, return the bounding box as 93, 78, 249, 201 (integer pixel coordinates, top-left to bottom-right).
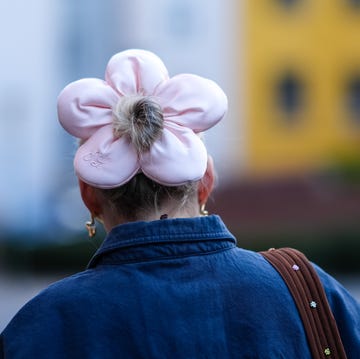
99, 199, 200, 233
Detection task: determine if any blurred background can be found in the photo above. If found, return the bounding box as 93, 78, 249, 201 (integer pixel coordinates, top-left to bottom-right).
0, 0, 359, 330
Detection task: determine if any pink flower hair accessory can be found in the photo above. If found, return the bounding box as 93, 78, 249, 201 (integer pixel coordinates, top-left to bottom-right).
57, 49, 228, 188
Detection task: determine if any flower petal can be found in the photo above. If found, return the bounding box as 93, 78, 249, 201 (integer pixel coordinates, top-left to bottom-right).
154, 74, 228, 132
58, 78, 119, 140
74, 125, 139, 188
105, 49, 169, 96
140, 122, 208, 185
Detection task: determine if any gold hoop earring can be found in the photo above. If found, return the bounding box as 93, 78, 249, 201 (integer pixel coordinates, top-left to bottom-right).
200, 204, 209, 216
85, 215, 96, 238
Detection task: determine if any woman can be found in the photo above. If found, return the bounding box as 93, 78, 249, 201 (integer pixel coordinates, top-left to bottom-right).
1, 49, 359, 358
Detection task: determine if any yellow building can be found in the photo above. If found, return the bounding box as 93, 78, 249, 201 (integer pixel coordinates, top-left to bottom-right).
243, 0, 360, 178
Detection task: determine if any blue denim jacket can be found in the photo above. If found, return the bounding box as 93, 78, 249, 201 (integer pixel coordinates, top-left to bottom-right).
1, 215, 360, 358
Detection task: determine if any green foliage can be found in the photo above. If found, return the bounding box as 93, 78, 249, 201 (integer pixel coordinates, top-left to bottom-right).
1, 227, 359, 275
0, 233, 103, 274
236, 228, 360, 275
323, 151, 360, 185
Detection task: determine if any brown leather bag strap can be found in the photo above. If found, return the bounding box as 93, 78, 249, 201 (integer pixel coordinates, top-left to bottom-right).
260, 248, 347, 359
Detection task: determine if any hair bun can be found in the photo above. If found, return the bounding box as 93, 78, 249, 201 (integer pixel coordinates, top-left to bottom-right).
113, 96, 164, 154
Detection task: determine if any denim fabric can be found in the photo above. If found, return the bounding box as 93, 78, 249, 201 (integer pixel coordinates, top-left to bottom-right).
1, 215, 360, 358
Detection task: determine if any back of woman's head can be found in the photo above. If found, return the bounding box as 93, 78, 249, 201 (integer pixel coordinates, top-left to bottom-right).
57, 49, 227, 220
107, 95, 179, 220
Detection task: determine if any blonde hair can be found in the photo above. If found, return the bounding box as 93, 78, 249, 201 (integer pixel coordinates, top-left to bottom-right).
97, 174, 197, 221
112, 96, 163, 154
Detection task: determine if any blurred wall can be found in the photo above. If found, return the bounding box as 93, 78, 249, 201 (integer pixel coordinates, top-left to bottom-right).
0, 0, 238, 240
0, 0, 61, 235
242, 0, 360, 178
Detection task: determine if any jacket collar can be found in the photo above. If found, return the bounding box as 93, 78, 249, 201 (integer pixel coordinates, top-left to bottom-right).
87, 215, 236, 268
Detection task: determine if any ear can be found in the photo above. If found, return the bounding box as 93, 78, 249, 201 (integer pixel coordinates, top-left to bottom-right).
198, 156, 215, 205
78, 179, 102, 216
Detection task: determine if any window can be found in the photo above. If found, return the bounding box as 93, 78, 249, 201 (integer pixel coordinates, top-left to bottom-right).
348, 0, 360, 8
345, 75, 360, 123
275, 72, 304, 121
276, 0, 300, 8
